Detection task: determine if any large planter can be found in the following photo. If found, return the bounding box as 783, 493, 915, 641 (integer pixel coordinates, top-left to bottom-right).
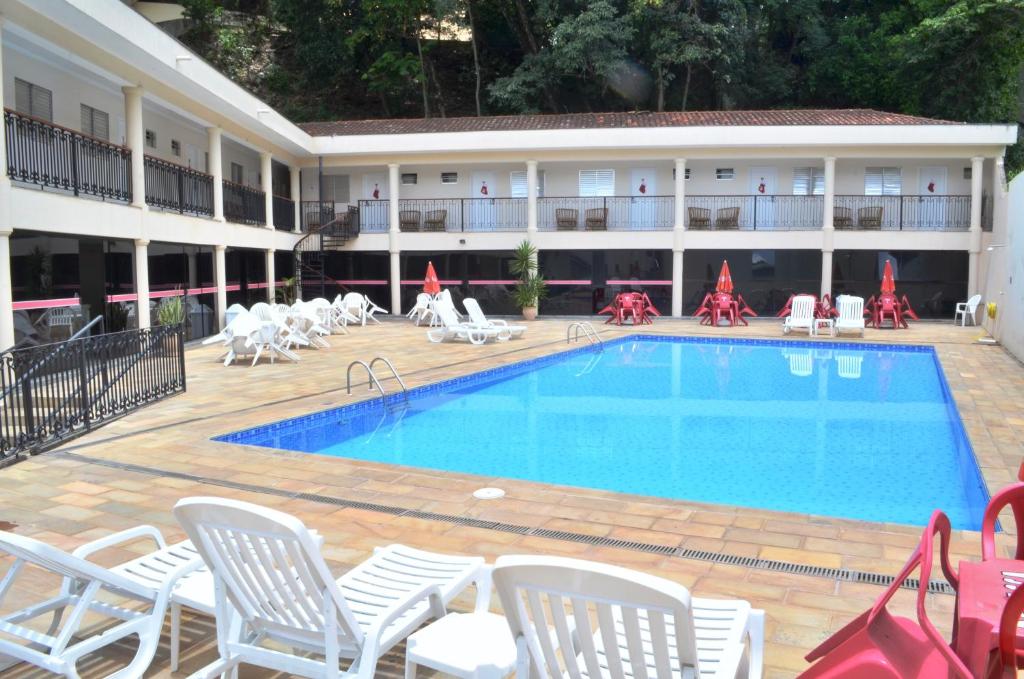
521, 306, 538, 321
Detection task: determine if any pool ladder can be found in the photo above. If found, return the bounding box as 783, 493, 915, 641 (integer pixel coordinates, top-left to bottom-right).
567, 321, 603, 347
346, 357, 409, 403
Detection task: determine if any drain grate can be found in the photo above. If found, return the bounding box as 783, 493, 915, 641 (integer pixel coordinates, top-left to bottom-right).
49, 450, 956, 595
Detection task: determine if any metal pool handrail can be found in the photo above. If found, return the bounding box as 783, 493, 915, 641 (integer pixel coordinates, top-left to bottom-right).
345, 357, 408, 399
567, 321, 603, 346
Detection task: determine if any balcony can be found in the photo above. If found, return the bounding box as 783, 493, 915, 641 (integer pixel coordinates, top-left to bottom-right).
4, 108, 131, 202
833, 195, 970, 231
222, 180, 266, 226
539, 196, 674, 231
272, 194, 295, 231
358, 198, 528, 233
143, 155, 213, 216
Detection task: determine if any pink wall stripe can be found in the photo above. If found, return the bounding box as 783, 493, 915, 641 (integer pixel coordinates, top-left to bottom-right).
106, 293, 138, 303
150, 289, 185, 299
187, 286, 220, 295
334, 279, 389, 285
546, 280, 592, 285
12, 297, 81, 311
467, 279, 517, 285
605, 279, 673, 286
400, 279, 462, 285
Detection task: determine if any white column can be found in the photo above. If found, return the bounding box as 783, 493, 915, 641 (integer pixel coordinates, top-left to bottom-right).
820, 157, 836, 298
134, 239, 150, 328
671, 159, 686, 316
208, 127, 224, 221
389, 251, 401, 315
290, 166, 301, 233
214, 244, 227, 330
122, 86, 146, 209
822, 156, 836, 230
968, 156, 985, 295
388, 163, 400, 233
265, 249, 276, 302
526, 160, 538, 233
260, 151, 273, 229
187, 252, 198, 291
0, 231, 13, 349
0, 17, 8, 180
820, 250, 833, 298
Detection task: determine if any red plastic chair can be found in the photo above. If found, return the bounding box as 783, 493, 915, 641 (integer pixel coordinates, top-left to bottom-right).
801, 510, 970, 678
712, 293, 736, 326
986, 581, 1024, 678
877, 294, 902, 329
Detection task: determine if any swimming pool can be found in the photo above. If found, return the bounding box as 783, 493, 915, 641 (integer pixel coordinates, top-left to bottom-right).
218, 336, 989, 529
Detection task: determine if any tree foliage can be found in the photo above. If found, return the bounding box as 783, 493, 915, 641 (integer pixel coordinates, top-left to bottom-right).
178, 0, 1024, 172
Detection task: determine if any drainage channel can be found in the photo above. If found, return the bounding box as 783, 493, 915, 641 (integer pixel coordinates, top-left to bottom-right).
52, 450, 956, 596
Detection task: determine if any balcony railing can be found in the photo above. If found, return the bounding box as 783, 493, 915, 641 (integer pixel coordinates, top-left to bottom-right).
833, 195, 970, 231
143, 155, 213, 216
4, 108, 131, 202
222, 180, 266, 226
539, 196, 674, 231
357, 198, 529, 233
684, 195, 823, 230
272, 194, 295, 231
301, 201, 336, 231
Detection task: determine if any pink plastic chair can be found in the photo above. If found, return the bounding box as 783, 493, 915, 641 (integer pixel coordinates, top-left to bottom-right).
877, 293, 902, 329
987, 582, 1024, 678
800, 510, 970, 678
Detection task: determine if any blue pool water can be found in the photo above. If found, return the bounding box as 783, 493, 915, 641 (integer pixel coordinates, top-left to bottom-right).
218, 336, 989, 529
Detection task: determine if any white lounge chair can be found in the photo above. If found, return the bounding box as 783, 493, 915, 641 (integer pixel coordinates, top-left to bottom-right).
835, 295, 866, 337
835, 351, 863, 379
463, 297, 526, 338
427, 300, 508, 345
783, 349, 813, 377
782, 294, 816, 335
172, 497, 486, 679
954, 293, 982, 326
407, 292, 435, 326
0, 527, 201, 678
493, 555, 764, 679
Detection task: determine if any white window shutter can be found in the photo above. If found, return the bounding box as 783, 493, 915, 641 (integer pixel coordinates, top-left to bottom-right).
866, 167, 901, 195
865, 168, 883, 196
812, 169, 825, 195
14, 79, 31, 115
80, 104, 90, 134
510, 171, 527, 198
793, 168, 811, 196
537, 170, 545, 197
32, 86, 52, 121
579, 169, 614, 197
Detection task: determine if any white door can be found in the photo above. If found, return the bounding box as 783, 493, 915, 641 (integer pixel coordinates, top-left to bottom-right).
630, 168, 656, 230
917, 166, 948, 229
748, 166, 778, 229
469, 171, 497, 231
363, 173, 388, 231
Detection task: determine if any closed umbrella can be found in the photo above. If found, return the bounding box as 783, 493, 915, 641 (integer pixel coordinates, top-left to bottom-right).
424, 261, 441, 295
716, 260, 734, 294
881, 260, 896, 294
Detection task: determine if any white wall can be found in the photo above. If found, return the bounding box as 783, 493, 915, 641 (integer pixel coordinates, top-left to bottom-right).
986, 172, 1023, 361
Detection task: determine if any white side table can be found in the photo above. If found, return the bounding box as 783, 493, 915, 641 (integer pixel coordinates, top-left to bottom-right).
812, 318, 835, 337
406, 612, 517, 679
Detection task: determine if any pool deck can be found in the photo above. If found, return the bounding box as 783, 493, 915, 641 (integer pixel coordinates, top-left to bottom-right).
2, 316, 1022, 677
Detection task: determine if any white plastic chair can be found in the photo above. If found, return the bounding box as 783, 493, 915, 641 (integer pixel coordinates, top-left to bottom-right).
291, 301, 332, 348
172, 497, 486, 679
835, 295, 866, 337
493, 555, 763, 679
308, 297, 350, 335
407, 293, 436, 326
782, 295, 815, 335
954, 293, 982, 326
428, 299, 508, 345
0, 527, 201, 678
463, 298, 526, 338
224, 303, 248, 327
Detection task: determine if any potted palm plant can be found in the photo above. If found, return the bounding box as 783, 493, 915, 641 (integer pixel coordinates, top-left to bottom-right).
510, 240, 547, 320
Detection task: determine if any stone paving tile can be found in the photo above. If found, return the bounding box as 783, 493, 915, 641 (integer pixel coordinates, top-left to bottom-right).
0, 317, 1021, 677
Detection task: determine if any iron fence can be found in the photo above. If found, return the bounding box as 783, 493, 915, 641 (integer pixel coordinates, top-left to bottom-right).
684, 195, 824, 230
273, 195, 295, 231
222, 180, 266, 225
300, 201, 336, 231
538, 196, 673, 231
4, 108, 132, 202
833, 195, 970, 231
144, 155, 214, 216
0, 324, 186, 459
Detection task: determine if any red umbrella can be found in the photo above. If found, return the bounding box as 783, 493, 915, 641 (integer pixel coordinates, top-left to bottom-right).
423, 261, 441, 295
881, 259, 896, 294
716, 260, 734, 294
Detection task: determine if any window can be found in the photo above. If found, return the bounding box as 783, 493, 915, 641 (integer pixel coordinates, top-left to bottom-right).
792, 167, 825, 195
441, 172, 459, 184
578, 169, 615, 197
715, 168, 735, 180
864, 167, 901, 195
230, 162, 244, 184
14, 78, 53, 121
78, 104, 109, 140
145, 129, 157, 148
171, 139, 181, 157
321, 175, 350, 203
672, 168, 691, 180
204, 152, 209, 172
510, 170, 545, 198
401, 173, 418, 185
963, 167, 972, 180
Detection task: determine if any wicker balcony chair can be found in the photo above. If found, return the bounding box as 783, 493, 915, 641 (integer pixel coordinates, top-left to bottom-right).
399, 210, 422, 232
424, 210, 447, 232
688, 207, 711, 230
833, 207, 853, 229
555, 208, 579, 231
585, 207, 608, 231
857, 206, 883, 230
715, 207, 740, 230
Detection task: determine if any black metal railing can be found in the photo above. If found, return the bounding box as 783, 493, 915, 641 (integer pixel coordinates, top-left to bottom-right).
0, 324, 185, 459
4, 108, 132, 202
222, 180, 266, 226
683, 195, 823, 230
833, 195, 970, 231
273, 194, 295, 231
537, 196, 673, 231
300, 201, 336, 231
358, 198, 529, 232
143, 155, 214, 216
357, 200, 389, 233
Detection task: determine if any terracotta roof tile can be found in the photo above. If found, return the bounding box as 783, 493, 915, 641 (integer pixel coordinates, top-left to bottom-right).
299, 109, 961, 137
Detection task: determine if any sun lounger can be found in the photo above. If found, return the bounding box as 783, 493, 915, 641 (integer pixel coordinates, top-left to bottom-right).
463, 297, 526, 338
